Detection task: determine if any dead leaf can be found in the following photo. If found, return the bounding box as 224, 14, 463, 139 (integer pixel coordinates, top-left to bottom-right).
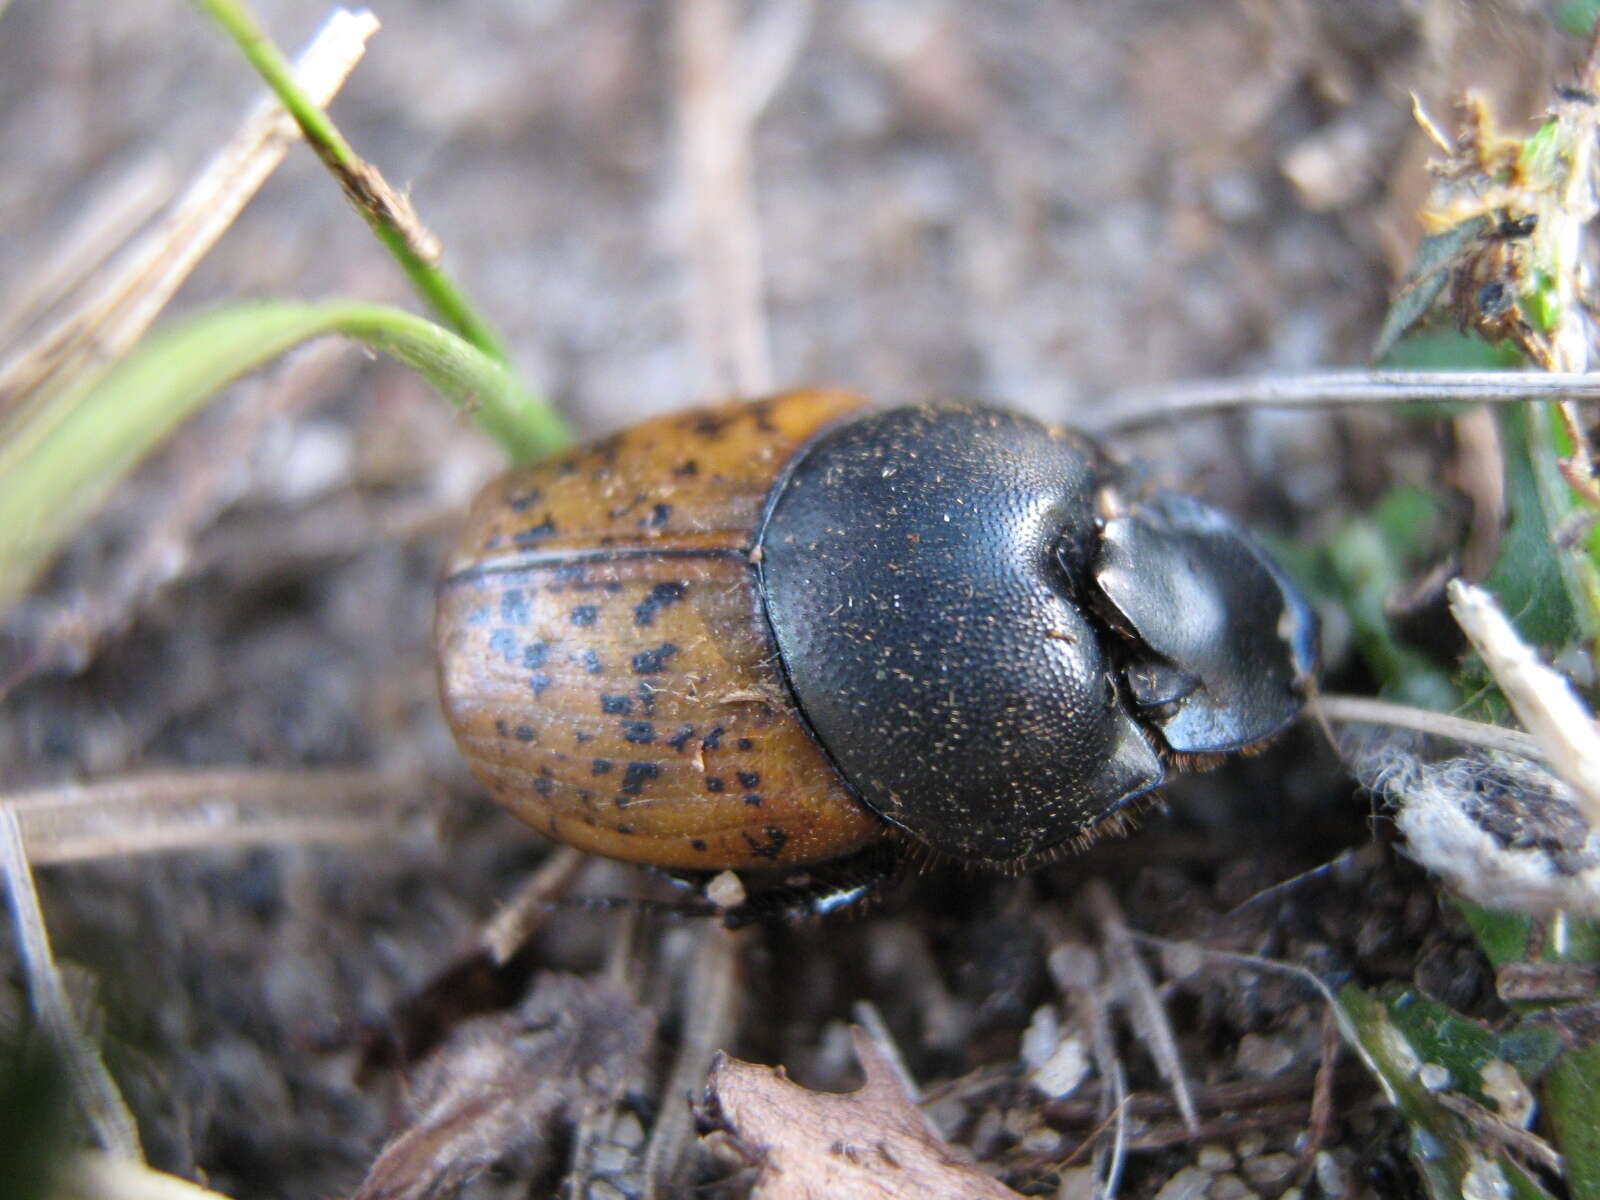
699, 1026, 1024, 1200
351, 974, 654, 1200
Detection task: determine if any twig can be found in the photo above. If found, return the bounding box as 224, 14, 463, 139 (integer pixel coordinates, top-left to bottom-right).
0, 806, 142, 1158
0, 340, 350, 702
0, 8, 379, 409
852, 999, 944, 1142
673, 0, 774, 396
1311, 693, 1546, 762
1299, 1008, 1343, 1181
1448, 578, 1600, 827
7, 767, 429, 865
1084, 880, 1199, 1133
0, 160, 173, 359
194, 1, 511, 364
642, 923, 743, 1198
1125, 932, 1390, 1107
479, 847, 586, 965
57, 1152, 240, 1200
1093, 371, 1600, 433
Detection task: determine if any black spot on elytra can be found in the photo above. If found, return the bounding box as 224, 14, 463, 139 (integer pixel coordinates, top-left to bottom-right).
522, 641, 551, 669
507, 487, 543, 512
465, 605, 492, 627
570, 605, 599, 627
706, 777, 725, 793
737, 738, 754, 751
692, 413, 731, 438
592, 759, 613, 775
513, 517, 557, 546
673, 459, 700, 477
637, 682, 658, 714
581, 649, 604, 675
703, 726, 724, 751
743, 826, 788, 860
495, 719, 510, 737
552, 565, 586, 582
737, 771, 760, 789
529, 673, 553, 696
644, 503, 672, 529
607, 492, 648, 521
489, 629, 518, 665
667, 726, 696, 752
575, 731, 592, 744
633, 582, 687, 626
616, 824, 635, 835
533, 777, 555, 797
632, 643, 680, 674
743, 794, 763, 807
691, 839, 709, 852
623, 721, 655, 744
514, 725, 536, 742
750, 401, 777, 432
601, 694, 634, 715
621, 762, 659, 796
500, 590, 529, 624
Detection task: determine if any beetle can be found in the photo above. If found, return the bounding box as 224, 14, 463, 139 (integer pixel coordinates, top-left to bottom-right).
434, 390, 1318, 913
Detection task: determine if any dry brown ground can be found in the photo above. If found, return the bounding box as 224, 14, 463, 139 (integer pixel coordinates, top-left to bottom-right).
0, 3, 1586, 1197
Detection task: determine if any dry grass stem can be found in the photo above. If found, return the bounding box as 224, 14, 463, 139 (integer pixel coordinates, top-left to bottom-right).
0, 8, 379, 407
479, 846, 586, 965
1312, 692, 1545, 761
1084, 879, 1200, 1134
1, 339, 352, 702
1447, 578, 1600, 827
643, 923, 743, 1198
852, 999, 944, 1142
0, 160, 174, 358
58, 1152, 239, 1200
8, 767, 429, 866
1127, 932, 1390, 1107
674, 0, 774, 397
1095, 371, 1600, 432
0, 806, 142, 1158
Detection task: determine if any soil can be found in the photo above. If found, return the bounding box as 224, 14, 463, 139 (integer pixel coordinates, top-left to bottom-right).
0, 3, 1585, 1197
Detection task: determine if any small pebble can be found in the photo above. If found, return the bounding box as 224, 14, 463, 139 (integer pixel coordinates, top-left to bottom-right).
1418, 1062, 1451, 1091
1242, 1152, 1297, 1188
1235, 1131, 1267, 1159
1314, 1150, 1347, 1198
1020, 1125, 1061, 1155
1207, 1173, 1256, 1200
1235, 1032, 1297, 1078
1021, 1004, 1061, 1070
1058, 1167, 1099, 1200
705, 869, 746, 910
1032, 1034, 1091, 1099
1153, 1166, 1214, 1200
1198, 1144, 1236, 1172
1480, 1059, 1535, 1127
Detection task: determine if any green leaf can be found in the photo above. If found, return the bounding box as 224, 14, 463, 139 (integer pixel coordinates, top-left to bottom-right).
1486, 405, 1583, 645
1548, 1044, 1600, 1200
1371, 219, 1489, 363
0, 300, 571, 607
1385, 989, 1563, 1097
1341, 985, 1560, 1200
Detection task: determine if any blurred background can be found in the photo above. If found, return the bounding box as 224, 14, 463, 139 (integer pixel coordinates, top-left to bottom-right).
0, 2, 1591, 1197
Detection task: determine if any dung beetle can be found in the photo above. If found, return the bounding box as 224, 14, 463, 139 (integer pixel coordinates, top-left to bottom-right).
434, 391, 1318, 908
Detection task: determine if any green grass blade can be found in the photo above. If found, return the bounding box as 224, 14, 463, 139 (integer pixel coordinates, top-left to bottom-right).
0, 299, 571, 607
